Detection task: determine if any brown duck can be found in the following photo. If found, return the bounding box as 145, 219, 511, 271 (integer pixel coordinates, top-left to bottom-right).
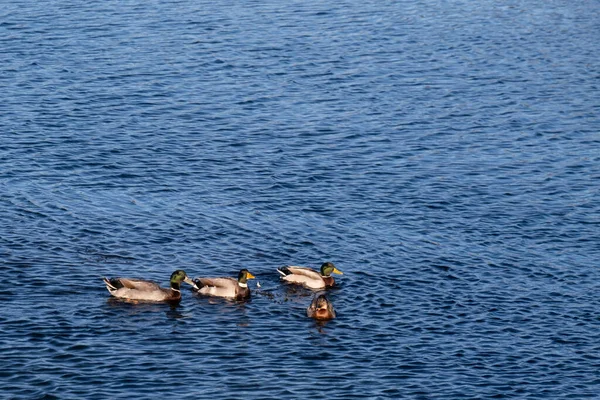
306, 293, 336, 320
277, 262, 343, 289
103, 270, 196, 303
192, 269, 255, 300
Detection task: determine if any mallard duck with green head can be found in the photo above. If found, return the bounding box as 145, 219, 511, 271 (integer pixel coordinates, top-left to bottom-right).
277, 262, 343, 290
307, 293, 336, 320
192, 269, 255, 301
103, 270, 196, 303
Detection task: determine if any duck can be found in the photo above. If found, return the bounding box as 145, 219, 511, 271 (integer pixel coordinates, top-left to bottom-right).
192, 269, 255, 300
307, 293, 336, 320
277, 262, 343, 289
103, 269, 196, 303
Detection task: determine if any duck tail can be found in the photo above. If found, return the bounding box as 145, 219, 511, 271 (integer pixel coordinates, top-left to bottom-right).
191, 278, 203, 291
103, 277, 120, 291
277, 266, 290, 277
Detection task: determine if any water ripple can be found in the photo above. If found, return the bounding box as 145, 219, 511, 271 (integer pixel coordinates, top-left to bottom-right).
2, 0, 600, 398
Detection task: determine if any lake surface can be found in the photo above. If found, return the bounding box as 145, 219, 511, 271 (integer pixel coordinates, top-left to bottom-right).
1, 0, 599, 398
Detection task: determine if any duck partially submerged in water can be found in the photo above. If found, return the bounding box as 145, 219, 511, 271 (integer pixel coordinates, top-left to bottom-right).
192, 269, 255, 301
307, 293, 336, 320
277, 262, 343, 289
103, 270, 196, 303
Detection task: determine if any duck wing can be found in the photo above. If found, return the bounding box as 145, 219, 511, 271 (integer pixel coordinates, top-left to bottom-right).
107, 278, 163, 292
279, 266, 322, 279
306, 295, 318, 318
278, 266, 325, 289
103, 277, 173, 301
194, 277, 239, 298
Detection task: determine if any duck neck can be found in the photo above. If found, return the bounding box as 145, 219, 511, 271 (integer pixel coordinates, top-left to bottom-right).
170, 281, 181, 293
322, 276, 334, 287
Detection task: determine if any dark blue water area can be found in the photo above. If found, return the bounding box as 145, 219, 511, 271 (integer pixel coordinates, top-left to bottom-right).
1, 0, 600, 398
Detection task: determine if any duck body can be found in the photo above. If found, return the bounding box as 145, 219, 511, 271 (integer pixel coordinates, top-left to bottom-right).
192, 269, 255, 301
307, 294, 336, 320
277, 262, 343, 290
103, 270, 195, 303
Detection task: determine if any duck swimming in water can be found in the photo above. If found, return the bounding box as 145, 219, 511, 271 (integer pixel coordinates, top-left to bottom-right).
103, 270, 196, 303
306, 293, 336, 320
277, 262, 343, 290
192, 269, 255, 301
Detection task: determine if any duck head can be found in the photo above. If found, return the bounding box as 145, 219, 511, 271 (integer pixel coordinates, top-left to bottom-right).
170, 270, 197, 289
237, 269, 256, 286
320, 262, 343, 277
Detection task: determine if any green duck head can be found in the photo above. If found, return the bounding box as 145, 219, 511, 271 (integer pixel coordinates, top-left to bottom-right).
170, 270, 196, 288
238, 269, 256, 284
320, 262, 343, 276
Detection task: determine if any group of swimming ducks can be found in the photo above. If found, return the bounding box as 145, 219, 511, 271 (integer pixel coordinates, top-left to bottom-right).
103, 262, 343, 320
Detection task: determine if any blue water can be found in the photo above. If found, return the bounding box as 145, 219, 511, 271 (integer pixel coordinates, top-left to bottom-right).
1, 0, 599, 398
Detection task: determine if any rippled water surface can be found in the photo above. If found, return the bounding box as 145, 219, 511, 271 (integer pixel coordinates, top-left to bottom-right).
1, 0, 600, 398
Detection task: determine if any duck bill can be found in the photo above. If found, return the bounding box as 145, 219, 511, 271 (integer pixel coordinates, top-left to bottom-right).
332, 267, 343, 275
246, 272, 256, 279
184, 276, 199, 289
